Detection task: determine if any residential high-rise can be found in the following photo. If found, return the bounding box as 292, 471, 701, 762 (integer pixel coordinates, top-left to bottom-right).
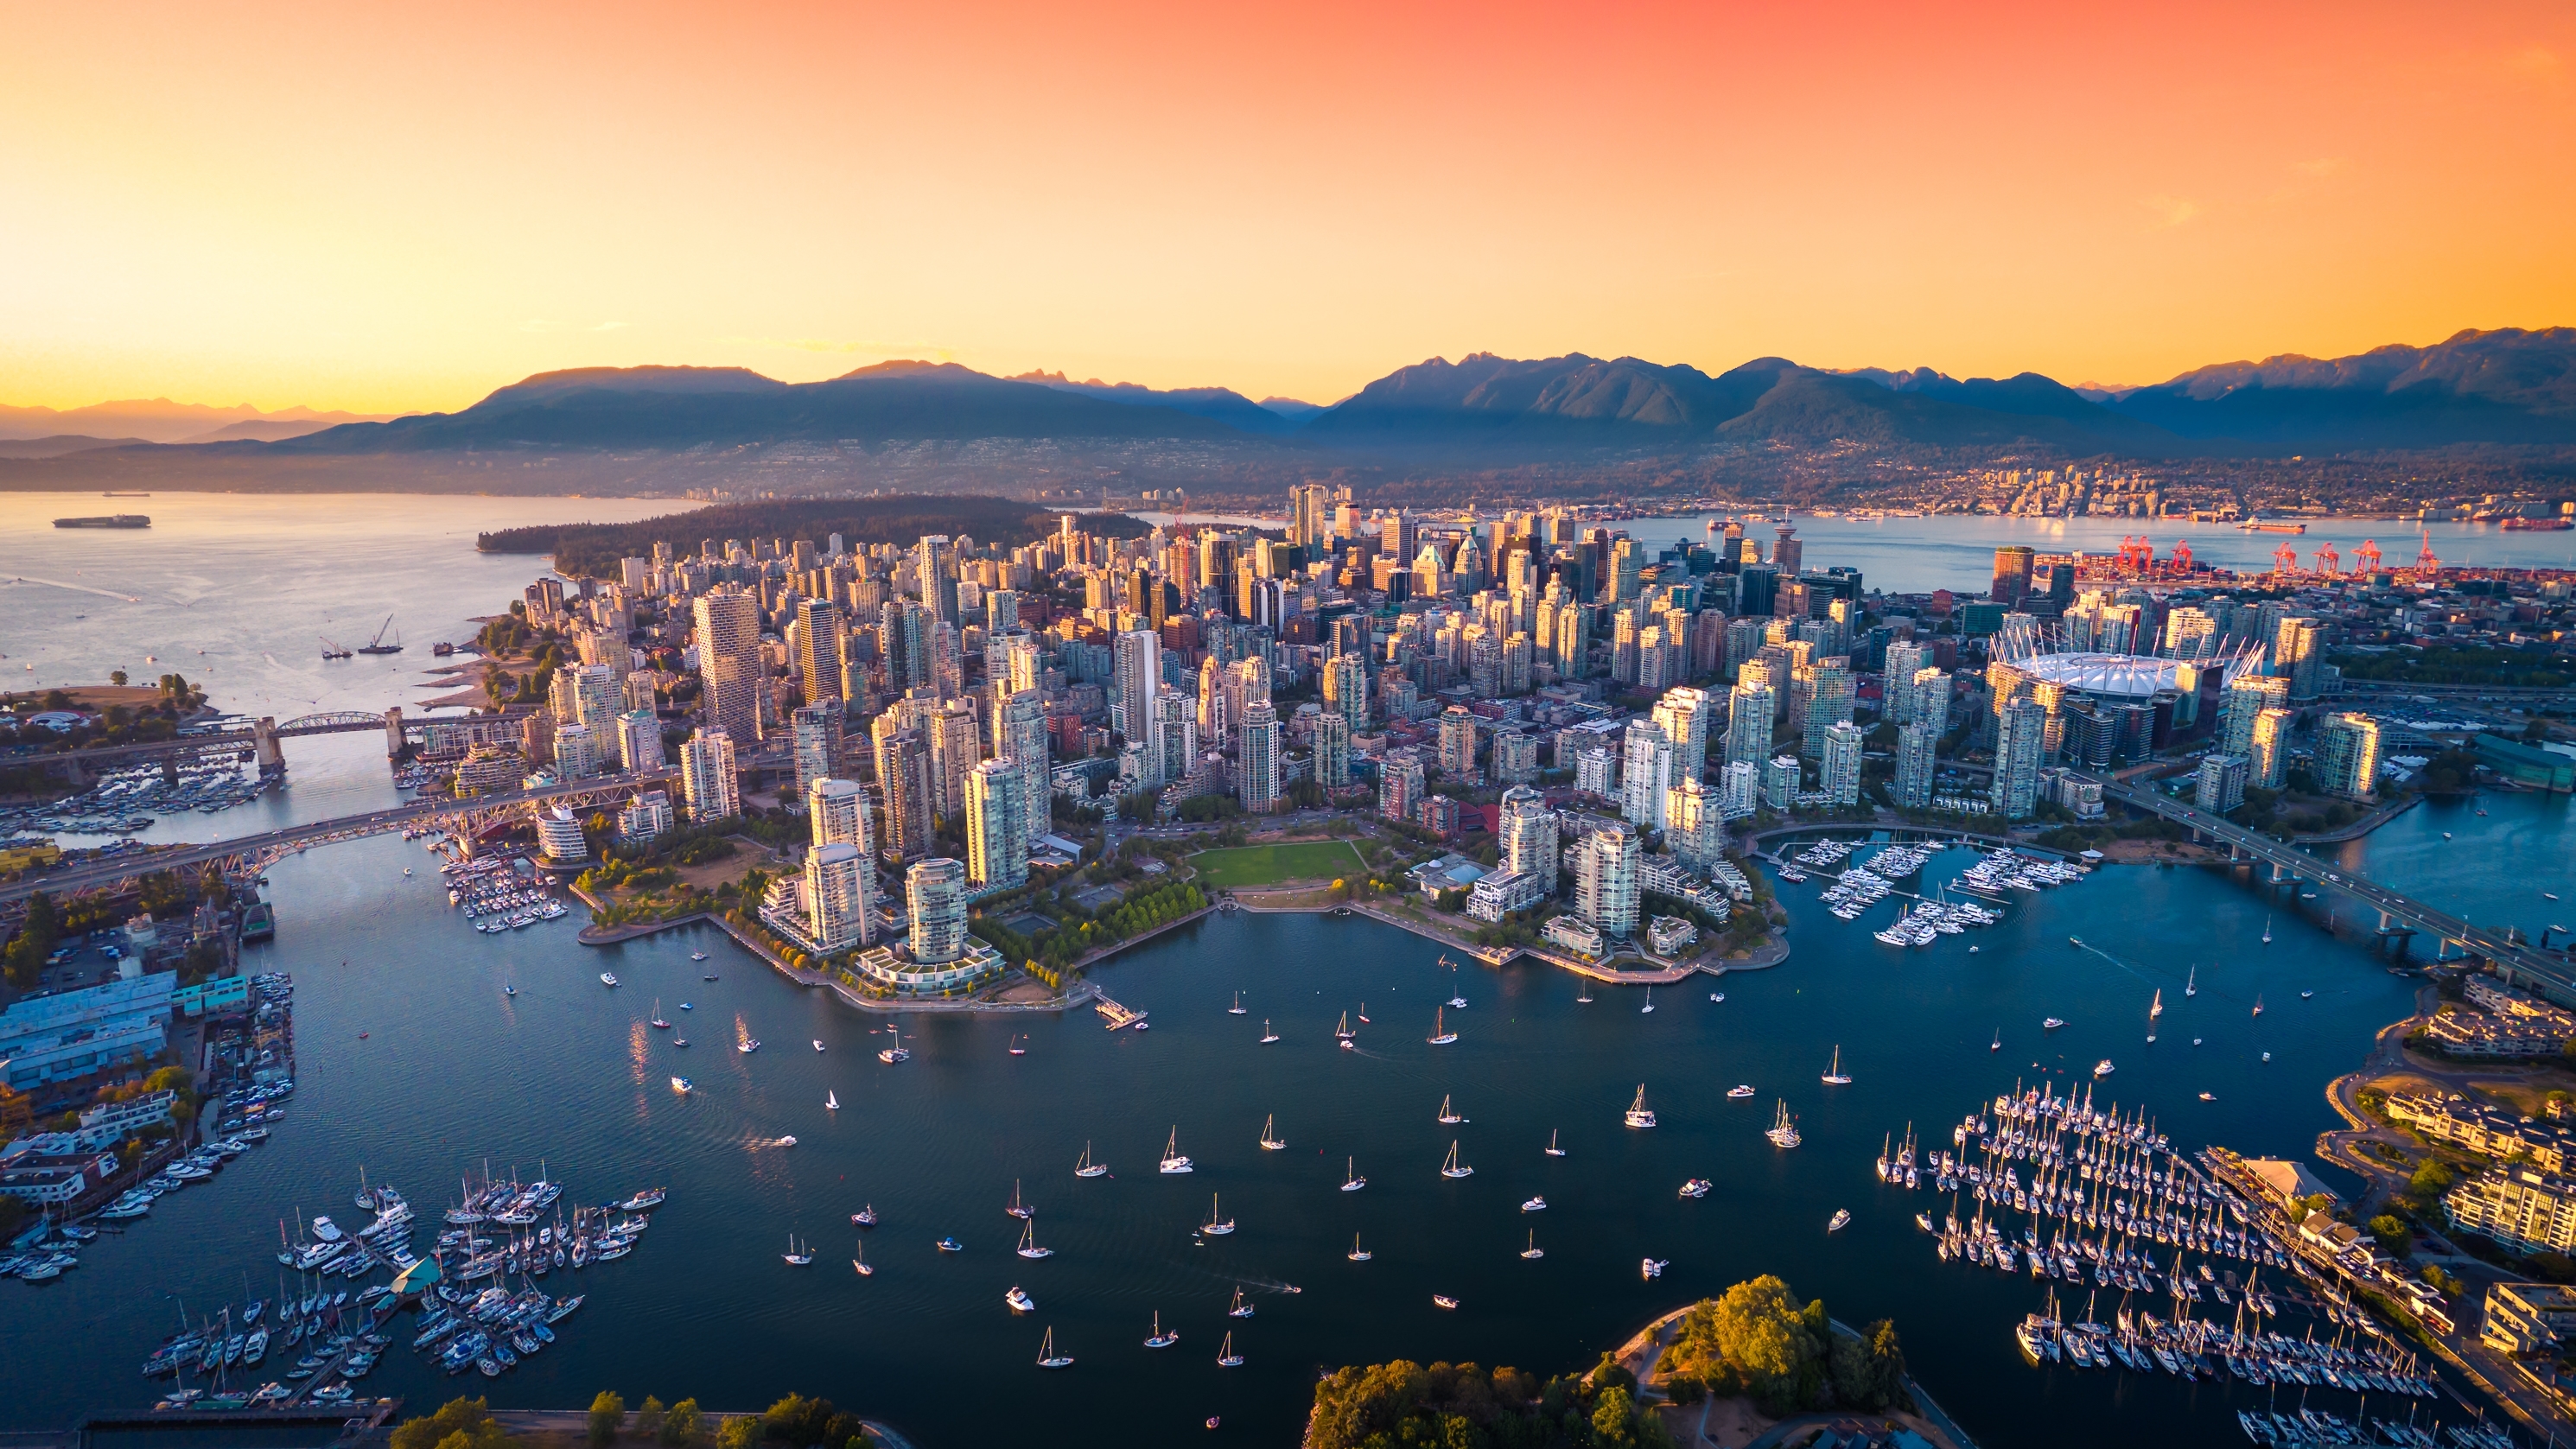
802, 842, 872, 954
1621, 718, 1673, 831
1378, 750, 1424, 823
679, 727, 740, 823
810, 776, 870, 851
1990, 546, 2034, 607
1113, 627, 1163, 777
1990, 698, 2046, 818
965, 759, 1029, 890
1490, 729, 1537, 785
791, 701, 843, 799
1154, 688, 1196, 784
1197, 656, 1230, 747
927, 701, 983, 819
1911, 668, 1951, 738
1882, 642, 1928, 722
1323, 652, 1370, 734
1761, 754, 1801, 811
1724, 681, 1774, 772
616, 709, 664, 772
553, 722, 602, 780
692, 584, 764, 746
1438, 706, 1479, 778
1313, 710, 1352, 790
2248, 707, 2293, 790
906, 859, 968, 963
1665, 777, 1721, 872
2314, 712, 2382, 800
1719, 759, 1759, 817
1819, 720, 1864, 806
1550, 598, 1587, 678
1893, 721, 1938, 808
2225, 671, 2292, 755
869, 717, 933, 860
2195, 753, 2248, 814
1797, 658, 1854, 759
1652, 687, 1713, 787
1574, 823, 1640, 939
914, 535, 957, 627
1237, 700, 1283, 810
998, 689, 1051, 849
1498, 786, 1559, 887
2275, 617, 2324, 700
562, 663, 622, 731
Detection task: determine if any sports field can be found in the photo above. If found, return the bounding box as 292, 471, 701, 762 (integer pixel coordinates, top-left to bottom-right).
1186, 839, 1366, 888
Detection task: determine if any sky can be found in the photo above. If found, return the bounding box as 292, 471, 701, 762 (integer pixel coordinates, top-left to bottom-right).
2, 1, 2571, 416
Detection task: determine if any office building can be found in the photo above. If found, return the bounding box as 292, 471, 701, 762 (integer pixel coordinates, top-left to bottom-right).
1990, 699, 2045, 818
965, 759, 1029, 890
1819, 720, 1863, 806
679, 728, 740, 823
1893, 721, 1938, 808
1574, 823, 1641, 939
693, 584, 765, 746
1991, 546, 2034, 607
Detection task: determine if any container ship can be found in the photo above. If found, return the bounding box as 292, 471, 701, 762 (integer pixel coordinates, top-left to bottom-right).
2501, 517, 2572, 531
54, 514, 151, 529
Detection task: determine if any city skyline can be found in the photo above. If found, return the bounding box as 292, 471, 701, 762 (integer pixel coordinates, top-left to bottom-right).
4, 3, 2572, 414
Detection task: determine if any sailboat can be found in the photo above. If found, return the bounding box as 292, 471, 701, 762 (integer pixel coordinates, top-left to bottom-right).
1159, 1128, 1193, 1173
1015, 1220, 1053, 1259
1075, 1142, 1108, 1178
1640, 986, 1655, 1014
783, 1234, 813, 1266
850, 1241, 871, 1276
1358, 1003, 1369, 1023
1008, 1035, 1025, 1057
1990, 1028, 2001, 1052
1335, 1011, 1353, 1039
1437, 1095, 1466, 1124
1215, 1331, 1243, 1368
1035, 1328, 1072, 1369
2185, 965, 2198, 997
2150, 988, 2164, 1018
1440, 1141, 1473, 1179
1821, 1047, 1852, 1085
1767, 1100, 1801, 1148
1443, 956, 1467, 1008
1427, 1006, 1458, 1045
1200, 1194, 1234, 1235
1624, 1085, 1657, 1128
1545, 1129, 1566, 1157
2261, 917, 2273, 945
1227, 1286, 1254, 1318
1346, 1232, 1371, 1262
1520, 1230, 1543, 1260
825, 1091, 839, 1111
1258, 1019, 1279, 1045
1342, 1157, 1365, 1192
1576, 979, 1593, 1005
649, 1000, 671, 1030
1007, 1180, 1033, 1219
2252, 994, 2266, 1017
1144, 1312, 1178, 1349
1228, 991, 1247, 1015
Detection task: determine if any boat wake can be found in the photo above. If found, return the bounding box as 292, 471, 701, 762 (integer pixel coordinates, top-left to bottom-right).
746, 1135, 798, 1150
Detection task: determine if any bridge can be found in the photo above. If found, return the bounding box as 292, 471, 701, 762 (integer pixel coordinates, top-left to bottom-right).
2083, 770, 2576, 1000
5, 709, 409, 784
0, 771, 675, 907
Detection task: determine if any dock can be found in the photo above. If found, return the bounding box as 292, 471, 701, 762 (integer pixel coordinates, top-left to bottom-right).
1093, 994, 1146, 1031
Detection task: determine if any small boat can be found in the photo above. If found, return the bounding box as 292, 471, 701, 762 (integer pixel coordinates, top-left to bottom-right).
1346, 1233, 1371, 1262
1343, 1157, 1365, 1192
669, 1077, 693, 1094
852, 1205, 878, 1227
1227, 1287, 1254, 1319
877, 1038, 909, 1063
1727, 1084, 1756, 1099
826, 1091, 838, 1111
2094, 1059, 2115, 1077
1437, 1095, 1466, 1125
2547, 892, 2561, 902
1144, 1311, 1178, 1348
1426, 1006, 1458, 1045
2444, 831, 2454, 841
1639, 1259, 1667, 1281
1007, 1181, 1034, 1219
2043, 1017, 2066, 1031
784, 1234, 813, 1266
1258, 1019, 1279, 1045
1075, 1143, 1108, 1179
1016, 1221, 1053, 1259
703, 974, 719, 982
1821, 1046, 1851, 1085
1440, 1141, 1472, 1179
679, 1002, 692, 1010
2185, 965, 2198, 997
1258, 1115, 1286, 1150
2150, 989, 2164, 1019
1827, 1210, 1850, 1233
1545, 1129, 1565, 1157
503, 985, 516, 997
851, 1242, 872, 1276
1678, 1178, 1711, 1199
777, 1135, 798, 1147
690, 951, 709, 962
812, 1040, 824, 1052
1576, 980, 1593, 1004
2198, 1091, 2216, 1102
1228, 992, 1247, 1015
1990, 1029, 2001, 1052
936, 1236, 964, 1253
1216, 1331, 1243, 1367
1520, 1230, 1543, 1260
1639, 986, 1654, 1014
2261, 1051, 2272, 1062
1160, 1128, 1193, 1174
1358, 1004, 1369, 1022
1431, 1294, 1459, 1311
1200, 1195, 1234, 1235
600, 973, 619, 988
2069, 936, 2083, 947
2261, 918, 2274, 944
650, 1000, 670, 1029
2253, 994, 2266, 1016
2299, 989, 2314, 1000
1624, 1084, 1657, 1129
1035, 1327, 1072, 1369
672, 1037, 688, 1047
738, 1039, 760, 1054
1008, 1035, 1025, 1056
1523, 1195, 1547, 1211
1766, 1101, 1800, 1148
1710, 992, 1725, 1002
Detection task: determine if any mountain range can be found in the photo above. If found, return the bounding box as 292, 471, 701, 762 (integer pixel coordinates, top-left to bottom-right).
0, 397, 401, 447
10, 327, 2574, 465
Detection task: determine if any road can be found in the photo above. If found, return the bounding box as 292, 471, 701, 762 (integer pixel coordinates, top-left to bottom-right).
1, 771, 673, 906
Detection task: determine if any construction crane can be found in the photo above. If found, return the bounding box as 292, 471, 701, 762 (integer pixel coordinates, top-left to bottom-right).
319, 637, 352, 660
356, 613, 404, 655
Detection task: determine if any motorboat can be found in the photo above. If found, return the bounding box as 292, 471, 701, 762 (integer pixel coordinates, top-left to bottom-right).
1827, 1210, 1850, 1233
2094, 1060, 2115, 1077
851, 1205, 877, 1227
1639, 1259, 1667, 1281
738, 1039, 760, 1054
775, 1135, 797, 1147
2043, 1017, 2065, 1030
1005, 1287, 1036, 1313
1342, 1158, 1365, 1192
1727, 1084, 1756, 1099
1432, 1294, 1460, 1311
1710, 992, 1724, 1002
1523, 1195, 1547, 1211
812, 1040, 825, 1052
600, 973, 618, 988
1159, 1128, 1193, 1173
669, 1077, 693, 1094
2198, 1091, 2216, 1102
936, 1236, 964, 1253
1624, 1084, 1657, 1128
1678, 1179, 1712, 1199
690, 952, 709, 962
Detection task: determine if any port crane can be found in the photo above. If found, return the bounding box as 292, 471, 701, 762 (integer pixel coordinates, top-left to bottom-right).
319, 637, 353, 660
356, 614, 404, 655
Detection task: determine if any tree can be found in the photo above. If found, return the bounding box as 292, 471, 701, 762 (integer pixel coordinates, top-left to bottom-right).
1589, 1386, 1638, 1449
660, 1401, 703, 1447
714, 1418, 761, 1449
589, 1392, 627, 1446
634, 1398, 665, 1441
2369, 1215, 2413, 1257
393, 1398, 517, 1449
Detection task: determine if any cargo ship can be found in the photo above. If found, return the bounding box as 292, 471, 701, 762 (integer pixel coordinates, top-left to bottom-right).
54, 514, 150, 529
2501, 517, 2572, 531
2235, 519, 2306, 534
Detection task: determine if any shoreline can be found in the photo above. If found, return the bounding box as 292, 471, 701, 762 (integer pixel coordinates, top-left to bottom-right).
1229, 892, 1784, 982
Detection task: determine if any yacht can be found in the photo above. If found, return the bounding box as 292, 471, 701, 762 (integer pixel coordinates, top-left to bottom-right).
851, 1205, 877, 1227
1624, 1084, 1657, 1128
1159, 1128, 1193, 1173
1427, 1006, 1458, 1045
1075, 1143, 1107, 1179
1342, 1158, 1365, 1192
1144, 1312, 1178, 1348
2198, 1091, 2216, 1102
1016, 1221, 1053, 1259
1523, 1195, 1547, 1211
1200, 1195, 1234, 1236
738, 1039, 760, 1054
2043, 1017, 2066, 1031
1639, 986, 1654, 1014
784, 1235, 813, 1266
1827, 1210, 1850, 1233
1520, 1230, 1544, 1260
1346, 1233, 1371, 1262
1678, 1178, 1712, 1198
2093, 1059, 2115, 1077
1638, 1260, 1666, 1281
1431, 1294, 1460, 1311
1005, 1287, 1035, 1313
1727, 1084, 1756, 1099
1766, 1101, 1801, 1148
2300, 989, 2314, 1000
1821, 1046, 1852, 1084
1215, 1331, 1243, 1368
1228, 992, 1247, 1015
1440, 1141, 1473, 1179
1258, 1019, 1279, 1044
1576, 980, 1593, 1004
1545, 1129, 1565, 1157
1258, 1115, 1286, 1150
1007, 1181, 1034, 1219
1437, 1095, 1466, 1125
600, 973, 619, 988
1035, 1328, 1072, 1370
669, 1077, 693, 1094
503, 985, 516, 997
690, 952, 709, 962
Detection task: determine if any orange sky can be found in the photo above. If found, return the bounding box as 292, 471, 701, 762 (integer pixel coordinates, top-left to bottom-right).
2, 1, 2570, 414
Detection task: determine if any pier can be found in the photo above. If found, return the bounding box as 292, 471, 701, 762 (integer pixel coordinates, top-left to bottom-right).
1093, 994, 1146, 1030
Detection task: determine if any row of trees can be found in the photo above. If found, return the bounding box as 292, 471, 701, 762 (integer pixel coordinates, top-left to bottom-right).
970, 880, 1207, 970
1308, 1357, 1670, 1449
1659, 1275, 1908, 1416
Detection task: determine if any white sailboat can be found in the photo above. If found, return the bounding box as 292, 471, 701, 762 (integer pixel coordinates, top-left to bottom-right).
1258, 1115, 1286, 1150
1200, 1193, 1234, 1235
1346, 1232, 1371, 1262
1075, 1142, 1107, 1178
1821, 1046, 1852, 1084
1035, 1327, 1072, 1369
1007, 1180, 1033, 1219
2185, 965, 2198, 997
1144, 1311, 1178, 1349
2150, 988, 2164, 1017
1440, 1141, 1473, 1179
1639, 986, 1655, 1014
1015, 1220, 1053, 1259
850, 1240, 871, 1276
1437, 1095, 1466, 1124
2261, 916, 2273, 944
1227, 1287, 1254, 1318
1576, 978, 1593, 1004
1259, 1019, 1279, 1045
1334, 1011, 1353, 1039
1228, 991, 1247, 1015
783, 1234, 813, 1266
1520, 1230, 1544, 1260
1624, 1084, 1657, 1128
1766, 1100, 1801, 1148
1545, 1129, 1565, 1157
1426, 1006, 1458, 1045
1443, 956, 1467, 1008
1342, 1157, 1365, 1192
1159, 1128, 1193, 1173
825, 1090, 838, 1111
1216, 1331, 1243, 1368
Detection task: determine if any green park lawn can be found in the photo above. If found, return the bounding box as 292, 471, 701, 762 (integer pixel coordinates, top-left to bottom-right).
1187, 839, 1366, 888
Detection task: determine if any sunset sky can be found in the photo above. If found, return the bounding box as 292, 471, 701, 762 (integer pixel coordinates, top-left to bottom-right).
3, 1, 2570, 415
